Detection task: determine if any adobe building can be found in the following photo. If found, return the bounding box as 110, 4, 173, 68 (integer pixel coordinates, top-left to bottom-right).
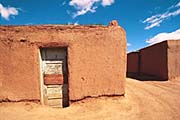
0, 21, 127, 107
127, 40, 180, 80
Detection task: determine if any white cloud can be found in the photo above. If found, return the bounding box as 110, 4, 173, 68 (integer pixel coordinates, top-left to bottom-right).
68, 21, 79, 25
143, 2, 180, 30
175, 2, 180, 7
101, 0, 114, 6
127, 43, 131, 47
74, 21, 79, 25
0, 3, 18, 20
168, 1, 180, 9
69, 0, 115, 18
144, 20, 162, 30
146, 29, 180, 44
62, 1, 66, 6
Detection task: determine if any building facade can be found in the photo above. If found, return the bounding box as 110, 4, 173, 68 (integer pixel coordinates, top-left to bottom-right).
0, 22, 126, 107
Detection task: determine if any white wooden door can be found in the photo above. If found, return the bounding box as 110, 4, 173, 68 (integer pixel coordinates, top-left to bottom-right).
41, 48, 69, 108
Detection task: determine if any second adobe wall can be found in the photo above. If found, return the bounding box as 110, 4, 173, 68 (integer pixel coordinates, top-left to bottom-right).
127, 40, 180, 80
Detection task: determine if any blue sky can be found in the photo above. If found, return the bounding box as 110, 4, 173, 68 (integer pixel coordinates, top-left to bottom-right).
0, 0, 180, 52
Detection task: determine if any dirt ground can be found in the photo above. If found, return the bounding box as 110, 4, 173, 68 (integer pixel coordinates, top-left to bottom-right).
1, 78, 180, 120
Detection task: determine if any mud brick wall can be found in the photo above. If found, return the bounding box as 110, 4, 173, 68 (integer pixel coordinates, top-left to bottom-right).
0, 41, 40, 101
167, 40, 180, 79
0, 24, 126, 101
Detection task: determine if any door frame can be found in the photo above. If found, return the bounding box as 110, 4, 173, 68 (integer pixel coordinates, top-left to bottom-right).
39, 47, 69, 106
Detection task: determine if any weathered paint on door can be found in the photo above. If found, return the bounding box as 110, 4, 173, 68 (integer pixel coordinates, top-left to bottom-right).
40, 48, 69, 107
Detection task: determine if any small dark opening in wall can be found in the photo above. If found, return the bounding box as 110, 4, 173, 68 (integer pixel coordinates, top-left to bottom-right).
20, 39, 27, 42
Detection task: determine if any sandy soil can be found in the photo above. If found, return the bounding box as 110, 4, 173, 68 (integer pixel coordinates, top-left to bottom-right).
1, 78, 180, 120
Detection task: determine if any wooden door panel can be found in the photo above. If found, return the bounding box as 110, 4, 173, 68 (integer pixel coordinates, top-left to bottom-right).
48, 98, 62, 107
44, 74, 64, 85
48, 93, 62, 99
47, 86, 62, 94
47, 85, 63, 99
44, 62, 63, 74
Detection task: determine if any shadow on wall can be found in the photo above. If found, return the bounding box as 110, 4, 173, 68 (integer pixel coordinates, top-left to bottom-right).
126, 72, 167, 81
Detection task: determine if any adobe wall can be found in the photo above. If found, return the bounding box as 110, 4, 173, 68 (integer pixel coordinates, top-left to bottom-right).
0, 24, 126, 101
139, 41, 168, 80
127, 52, 139, 74
0, 41, 40, 101
167, 40, 180, 79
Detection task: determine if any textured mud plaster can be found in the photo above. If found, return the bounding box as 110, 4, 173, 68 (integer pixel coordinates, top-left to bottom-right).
0, 23, 127, 102
0, 41, 40, 101
167, 40, 180, 79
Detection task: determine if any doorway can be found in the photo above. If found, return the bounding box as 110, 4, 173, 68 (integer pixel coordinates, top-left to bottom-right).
40, 48, 69, 107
